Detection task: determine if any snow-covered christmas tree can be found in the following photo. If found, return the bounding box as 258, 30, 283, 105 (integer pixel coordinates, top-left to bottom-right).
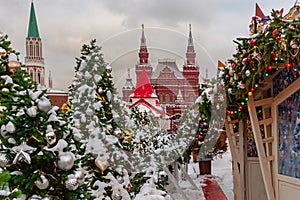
0, 34, 90, 199
69, 39, 132, 199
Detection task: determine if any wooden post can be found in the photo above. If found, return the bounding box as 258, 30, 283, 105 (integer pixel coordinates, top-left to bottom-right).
248, 96, 275, 200
225, 118, 243, 200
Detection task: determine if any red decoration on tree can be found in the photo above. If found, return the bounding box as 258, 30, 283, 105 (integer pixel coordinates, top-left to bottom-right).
250, 39, 256, 47
272, 29, 278, 38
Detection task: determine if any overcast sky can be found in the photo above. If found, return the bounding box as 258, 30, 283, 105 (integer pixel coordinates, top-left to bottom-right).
0, 0, 297, 93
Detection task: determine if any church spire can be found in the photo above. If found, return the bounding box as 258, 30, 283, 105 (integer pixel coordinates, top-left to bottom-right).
188, 24, 194, 47
25, 1, 45, 87
27, 1, 40, 38
122, 68, 135, 102
48, 70, 53, 89
186, 24, 196, 65
141, 24, 146, 46
138, 24, 149, 65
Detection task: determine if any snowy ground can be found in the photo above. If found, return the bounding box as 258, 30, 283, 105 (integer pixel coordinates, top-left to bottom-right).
168, 147, 234, 200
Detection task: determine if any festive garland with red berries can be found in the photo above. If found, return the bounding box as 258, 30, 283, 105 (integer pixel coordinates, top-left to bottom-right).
221, 10, 300, 118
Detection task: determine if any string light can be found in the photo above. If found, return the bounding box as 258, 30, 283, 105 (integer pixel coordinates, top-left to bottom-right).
267, 65, 273, 70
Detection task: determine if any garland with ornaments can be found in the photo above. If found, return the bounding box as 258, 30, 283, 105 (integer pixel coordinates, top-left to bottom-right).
221, 6, 300, 118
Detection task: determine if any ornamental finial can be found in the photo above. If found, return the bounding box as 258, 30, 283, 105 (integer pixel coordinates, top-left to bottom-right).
142, 24, 144, 30
189, 24, 192, 32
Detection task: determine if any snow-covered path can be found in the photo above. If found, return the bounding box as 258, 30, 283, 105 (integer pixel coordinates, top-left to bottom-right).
169, 147, 233, 200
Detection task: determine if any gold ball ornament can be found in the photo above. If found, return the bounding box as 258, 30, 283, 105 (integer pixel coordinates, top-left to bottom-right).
95, 158, 109, 171
0, 47, 7, 58
7, 60, 21, 73
61, 103, 71, 113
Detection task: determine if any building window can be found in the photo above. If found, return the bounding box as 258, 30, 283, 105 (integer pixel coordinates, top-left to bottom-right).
166, 94, 170, 103
189, 94, 194, 102
159, 94, 163, 102
36, 42, 39, 57
29, 42, 33, 56
172, 94, 176, 102
37, 71, 41, 84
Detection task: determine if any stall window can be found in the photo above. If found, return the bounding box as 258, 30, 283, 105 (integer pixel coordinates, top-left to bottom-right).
278, 88, 300, 178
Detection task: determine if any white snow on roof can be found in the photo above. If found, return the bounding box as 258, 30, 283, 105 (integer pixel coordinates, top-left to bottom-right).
47, 89, 68, 93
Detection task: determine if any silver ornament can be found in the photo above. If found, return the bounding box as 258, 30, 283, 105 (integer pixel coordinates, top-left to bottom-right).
73, 132, 83, 142
45, 132, 56, 146
245, 70, 251, 77
1, 125, 9, 139
37, 98, 51, 113
74, 170, 85, 180
28, 195, 43, 200
57, 152, 74, 171
65, 175, 79, 190
112, 194, 121, 200
27, 106, 38, 118
36, 175, 49, 190
42, 196, 52, 200
106, 65, 112, 73
6, 121, 16, 133
106, 90, 113, 102
0, 153, 10, 167
11, 142, 36, 164
8, 138, 16, 144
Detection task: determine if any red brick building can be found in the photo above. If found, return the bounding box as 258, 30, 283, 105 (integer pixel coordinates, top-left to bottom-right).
122, 24, 200, 119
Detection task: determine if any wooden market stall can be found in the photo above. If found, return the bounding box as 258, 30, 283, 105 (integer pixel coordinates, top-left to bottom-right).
223, 3, 300, 200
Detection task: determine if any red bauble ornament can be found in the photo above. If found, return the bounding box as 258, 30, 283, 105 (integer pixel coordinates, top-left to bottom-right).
250, 39, 256, 47
272, 29, 278, 37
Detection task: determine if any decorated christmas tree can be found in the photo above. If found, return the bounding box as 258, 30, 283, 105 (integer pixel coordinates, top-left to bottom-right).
69, 39, 176, 199
69, 39, 132, 199
0, 34, 90, 199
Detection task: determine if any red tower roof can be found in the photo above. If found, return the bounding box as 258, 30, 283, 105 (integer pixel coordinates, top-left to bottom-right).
131, 69, 156, 98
